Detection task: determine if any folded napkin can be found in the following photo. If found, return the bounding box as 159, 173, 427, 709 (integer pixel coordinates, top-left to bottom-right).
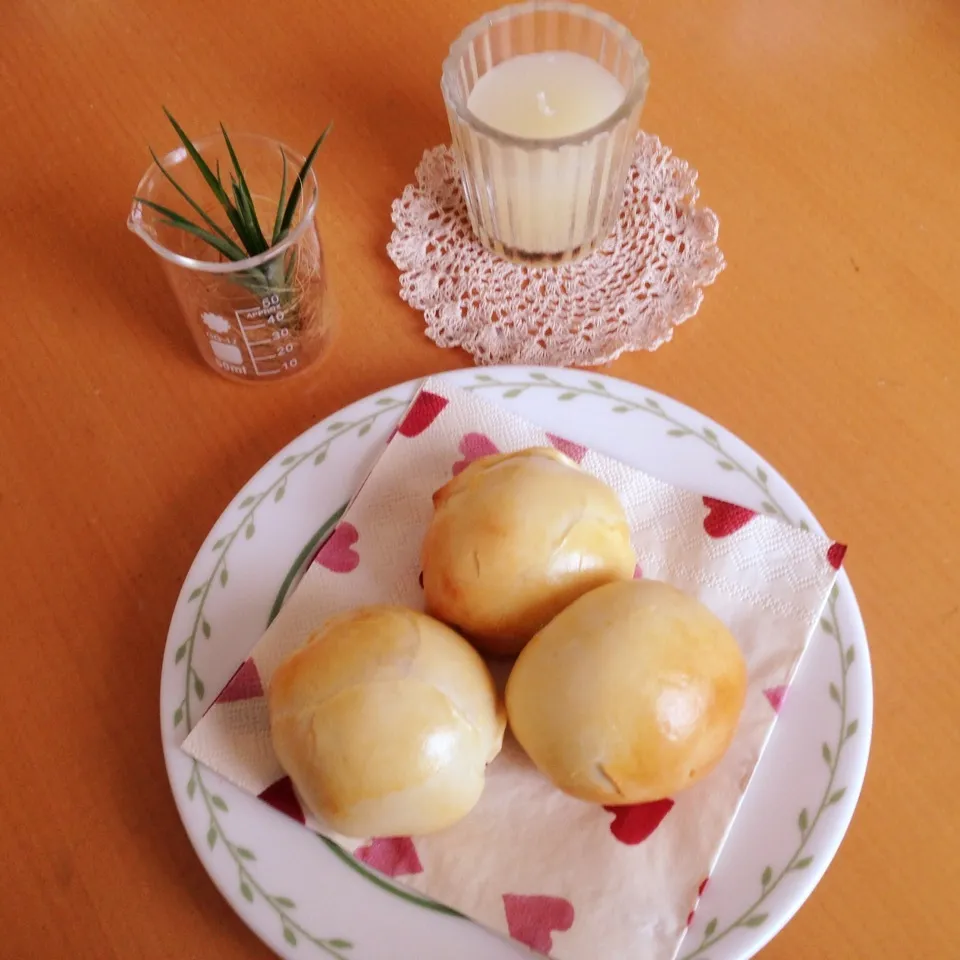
183, 377, 844, 960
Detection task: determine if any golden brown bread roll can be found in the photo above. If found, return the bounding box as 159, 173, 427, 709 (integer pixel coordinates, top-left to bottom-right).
268, 606, 505, 838
421, 447, 636, 656
505, 579, 747, 804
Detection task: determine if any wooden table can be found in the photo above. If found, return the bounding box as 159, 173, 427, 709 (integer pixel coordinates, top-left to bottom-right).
3, 0, 958, 956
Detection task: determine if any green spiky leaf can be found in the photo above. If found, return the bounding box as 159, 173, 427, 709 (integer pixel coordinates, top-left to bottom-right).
142, 147, 239, 248
278, 123, 332, 238
272, 148, 289, 244
162, 109, 249, 245
221, 123, 268, 252
135, 198, 247, 262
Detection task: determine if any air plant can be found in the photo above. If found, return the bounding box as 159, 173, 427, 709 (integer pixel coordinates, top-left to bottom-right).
135, 108, 331, 302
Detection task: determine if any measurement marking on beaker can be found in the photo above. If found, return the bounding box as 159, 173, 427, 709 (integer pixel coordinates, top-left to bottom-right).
236, 319, 265, 375
234, 295, 297, 377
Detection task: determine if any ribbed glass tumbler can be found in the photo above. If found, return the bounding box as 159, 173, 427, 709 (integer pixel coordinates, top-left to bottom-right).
442, 2, 650, 266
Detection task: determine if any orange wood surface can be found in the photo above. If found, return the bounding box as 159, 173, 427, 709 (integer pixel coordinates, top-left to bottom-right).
2, 0, 958, 956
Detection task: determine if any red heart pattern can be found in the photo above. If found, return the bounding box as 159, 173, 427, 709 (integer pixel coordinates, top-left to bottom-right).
397, 391, 449, 438
764, 685, 788, 712
503, 894, 575, 954
702, 497, 757, 538
604, 798, 675, 845
546, 433, 588, 464
354, 836, 423, 877
315, 522, 360, 573
214, 658, 263, 704
452, 432, 499, 475
258, 777, 305, 825
686, 877, 710, 926
827, 542, 848, 570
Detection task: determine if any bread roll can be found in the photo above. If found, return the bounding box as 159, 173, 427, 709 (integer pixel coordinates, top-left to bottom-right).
505, 579, 747, 804
268, 606, 505, 838
421, 447, 636, 656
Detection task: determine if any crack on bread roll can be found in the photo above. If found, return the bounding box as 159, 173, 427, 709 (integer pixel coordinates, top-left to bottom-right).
506, 580, 747, 806
268, 606, 505, 837
422, 448, 636, 656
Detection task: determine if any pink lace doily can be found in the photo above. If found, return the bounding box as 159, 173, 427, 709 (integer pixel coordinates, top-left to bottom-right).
387, 133, 725, 368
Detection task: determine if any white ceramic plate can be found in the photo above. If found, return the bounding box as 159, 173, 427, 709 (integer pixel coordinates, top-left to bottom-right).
161, 366, 872, 960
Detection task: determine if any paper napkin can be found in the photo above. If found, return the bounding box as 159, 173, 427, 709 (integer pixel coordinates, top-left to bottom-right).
183, 377, 844, 960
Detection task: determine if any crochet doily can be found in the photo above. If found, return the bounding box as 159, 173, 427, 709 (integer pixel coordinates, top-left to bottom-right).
387, 133, 725, 367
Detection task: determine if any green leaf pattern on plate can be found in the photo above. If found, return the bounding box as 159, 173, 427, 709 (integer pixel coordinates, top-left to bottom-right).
174, 397, 406, 954
172, 372, 859, 957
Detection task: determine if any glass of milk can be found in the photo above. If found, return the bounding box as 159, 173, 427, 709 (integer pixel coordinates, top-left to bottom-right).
442, 1, 650, 265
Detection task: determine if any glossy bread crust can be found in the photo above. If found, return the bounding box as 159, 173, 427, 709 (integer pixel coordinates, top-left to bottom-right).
268, 605, 506, 838
422, 447, 636, 656
505, 579, 748, 804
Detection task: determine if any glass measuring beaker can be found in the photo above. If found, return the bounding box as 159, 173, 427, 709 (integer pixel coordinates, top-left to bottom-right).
128, 133, 335, 383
